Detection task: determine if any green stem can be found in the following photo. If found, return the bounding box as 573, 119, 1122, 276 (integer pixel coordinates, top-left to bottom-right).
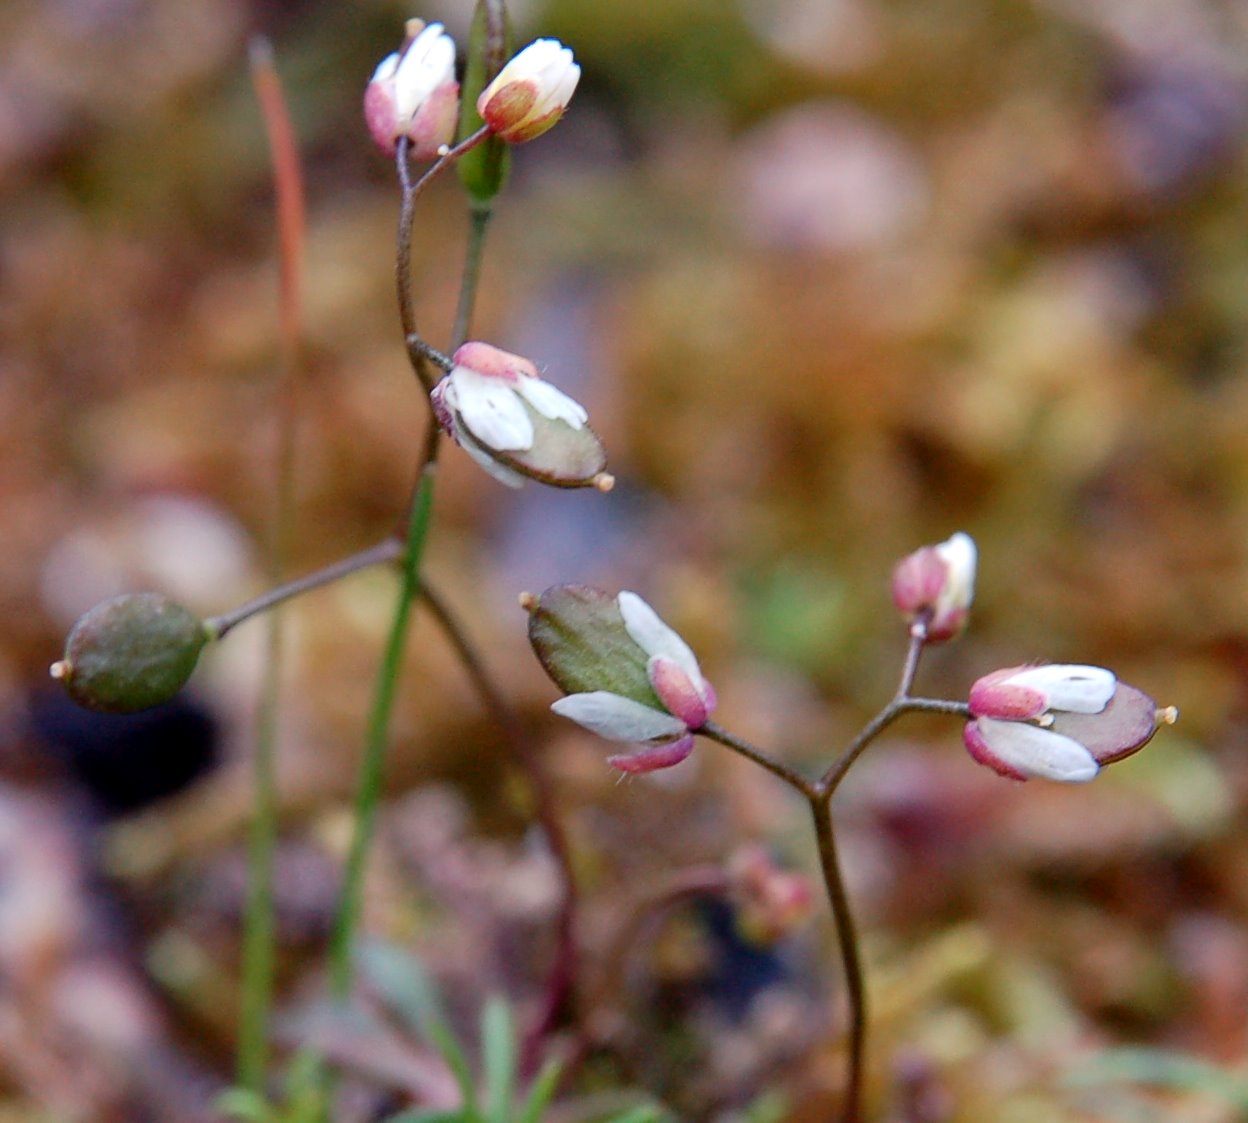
419, 581, 577, 1075
328, 431, 440, 999
452, 204, 493, 348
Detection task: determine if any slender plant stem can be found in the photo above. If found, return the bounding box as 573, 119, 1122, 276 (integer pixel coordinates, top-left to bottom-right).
418, 581, 578, 1074
205, 539, 404, 640
325, 125, 491, 1002
452, 204, 493, 347
394, 129, 492, 387
239, 37, 306, 1094
329, 426, 440, 998
809, 794, 865, 1123
698, 720, 816, 796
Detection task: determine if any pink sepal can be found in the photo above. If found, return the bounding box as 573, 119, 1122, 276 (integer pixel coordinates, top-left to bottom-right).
607, 734, 695, 774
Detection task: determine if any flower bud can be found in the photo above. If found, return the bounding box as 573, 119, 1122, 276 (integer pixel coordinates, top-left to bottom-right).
476, 39, 579, 143
51, 593, 209, 713
891, 531, 976, 642
963, 663, 1174, 782
365, 20, 460, 159
526, 585, 715, 773
431, 341, 610, 490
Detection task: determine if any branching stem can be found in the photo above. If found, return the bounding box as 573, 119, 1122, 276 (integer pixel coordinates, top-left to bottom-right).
697, 626, 973, 1123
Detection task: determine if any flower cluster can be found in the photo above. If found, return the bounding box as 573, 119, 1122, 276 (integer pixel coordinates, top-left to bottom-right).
365, 25, 580, 157
963, 664, 1172, 782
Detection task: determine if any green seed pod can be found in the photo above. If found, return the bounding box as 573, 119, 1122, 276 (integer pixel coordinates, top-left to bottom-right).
456, 0, 512, 204
52, 593, 209, 713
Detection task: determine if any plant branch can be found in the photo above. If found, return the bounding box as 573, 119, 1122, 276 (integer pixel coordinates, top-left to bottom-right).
809, 794, 865, 1123
452, 204, 493, 348
418, 581, 578, 1074
329, 421, 441, 1000
394, 129, 492, 388
817, 696, 971, 796
205, 539, 404, 640
698, 721, 816, 797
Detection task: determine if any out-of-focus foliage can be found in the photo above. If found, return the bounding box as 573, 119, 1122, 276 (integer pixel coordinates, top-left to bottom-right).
4, 0, 1248, 1118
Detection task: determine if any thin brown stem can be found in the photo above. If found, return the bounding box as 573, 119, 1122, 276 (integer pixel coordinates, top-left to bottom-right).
205, 539, 403, 639
698, 721, 816, 797
418, 580, 579, 1073
817, 697, 971, 796
393, 128, 493, 388
809, 794, 865, 1123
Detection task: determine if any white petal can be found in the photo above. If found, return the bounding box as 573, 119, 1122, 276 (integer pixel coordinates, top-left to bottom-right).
976, 717, 1099, 782
455, 426, 526, 487
516, 375, 587, 428
934, 532, 976, 610
1006, 665, 1115, 713
371, 53, 399, 83
394, 24, 456, 118
451, 367, 534, 451
553, 692, 688, 742
617, 592, 705, 690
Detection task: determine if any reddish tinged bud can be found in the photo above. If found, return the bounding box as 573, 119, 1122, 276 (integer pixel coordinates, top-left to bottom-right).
365, 20, 459, 159
891, 532, 976, 642
476, 38, 579, 143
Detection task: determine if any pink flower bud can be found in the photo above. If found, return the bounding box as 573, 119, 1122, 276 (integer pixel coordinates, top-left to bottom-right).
432, 342, 609, 489
365, 20, 460, 159
963, 663, 1174, 782
476, 39, 580, 144
891, 532, 976, 642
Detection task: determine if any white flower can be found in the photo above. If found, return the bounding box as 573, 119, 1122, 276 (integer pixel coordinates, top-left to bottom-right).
365, 20, 460, 158
431, 341, 591, 488
964, 663, 1167, 782
550, 591, 715, 773
477, 39, 580, 143
891, 531, 977, 641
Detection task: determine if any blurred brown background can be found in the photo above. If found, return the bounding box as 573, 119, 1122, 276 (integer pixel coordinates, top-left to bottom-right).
3, 0, 1248, 1119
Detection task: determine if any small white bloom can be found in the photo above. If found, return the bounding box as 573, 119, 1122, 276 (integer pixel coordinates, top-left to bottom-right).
432, 341, 593, 488
365, 21, 459, 158
891, 531, 976, 641
964, 663, 1167, 783
477, 38, 580, 143
619, 592, 706, 693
